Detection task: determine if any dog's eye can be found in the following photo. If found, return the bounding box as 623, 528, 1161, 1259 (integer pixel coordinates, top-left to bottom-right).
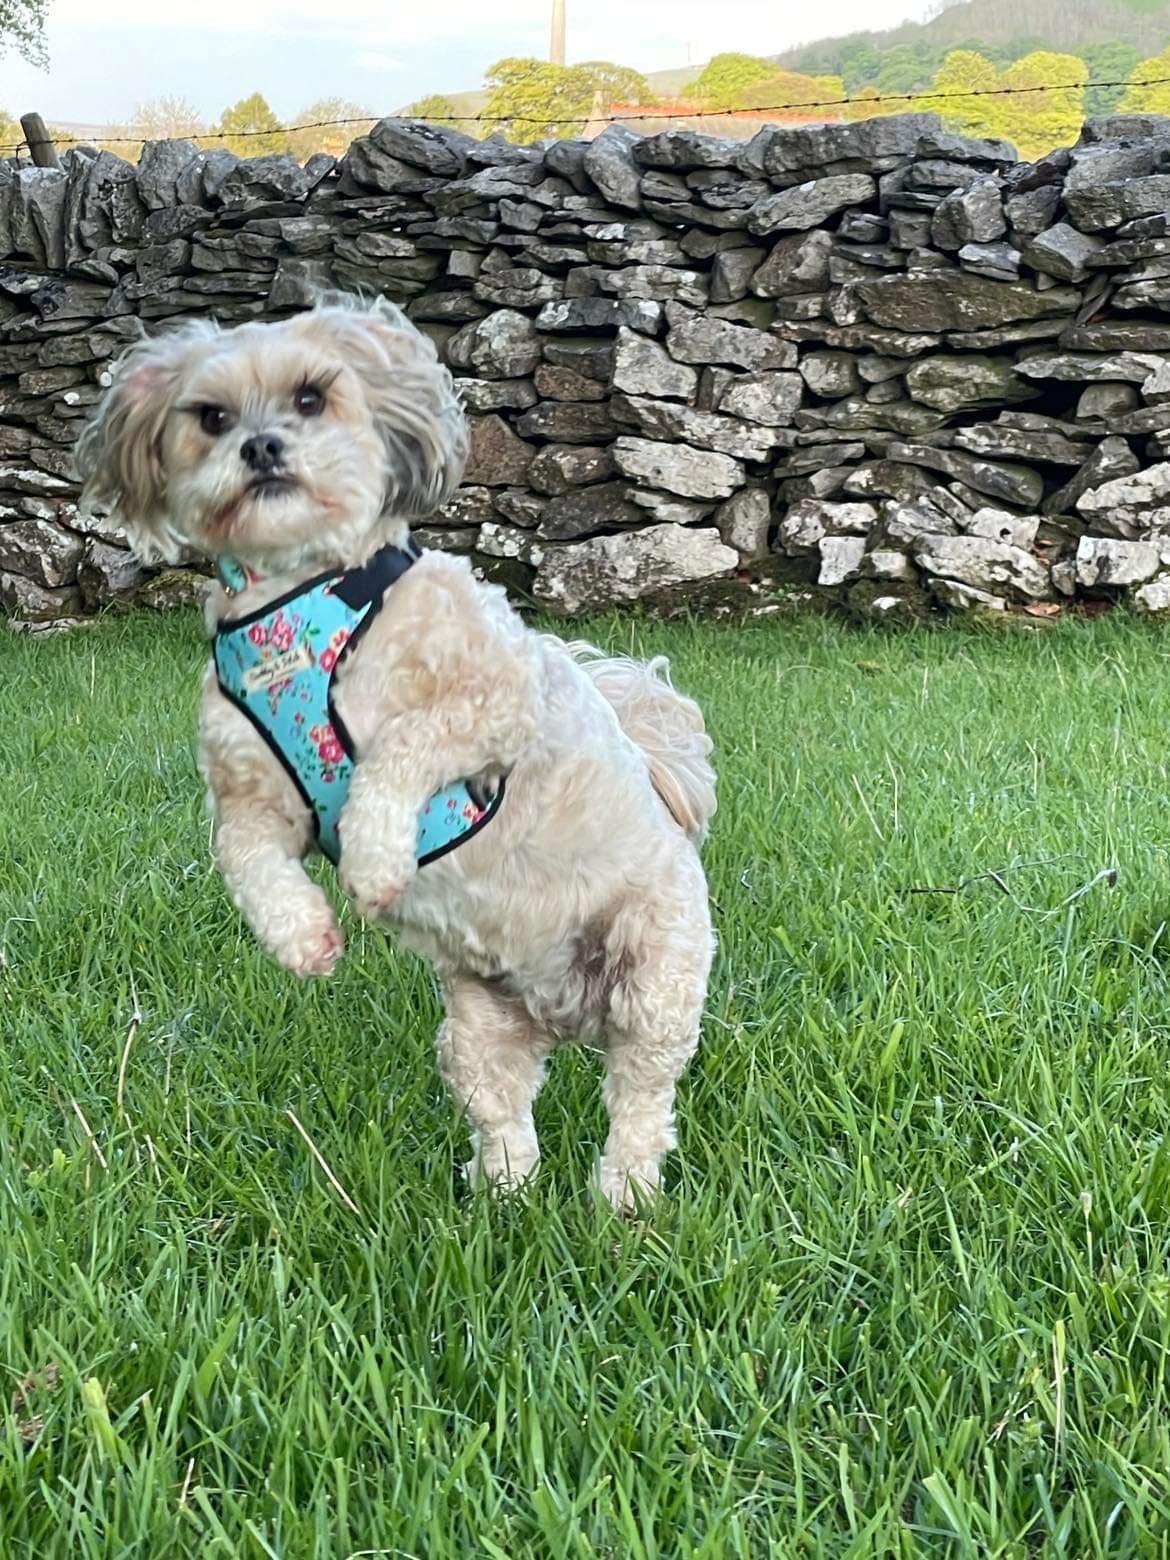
199, 405, 233, 437
295, 384, 325, 418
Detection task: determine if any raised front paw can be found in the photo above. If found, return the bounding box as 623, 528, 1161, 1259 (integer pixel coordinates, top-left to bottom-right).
339, 861, 411, 920
338, 835, 417, 920
270, 900, 346, 978
338, 793, 419, 920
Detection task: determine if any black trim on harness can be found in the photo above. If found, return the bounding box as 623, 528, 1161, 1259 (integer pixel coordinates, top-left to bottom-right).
213, 673, 324, 845
416, 776, 506, 866
215, 540, 422, 633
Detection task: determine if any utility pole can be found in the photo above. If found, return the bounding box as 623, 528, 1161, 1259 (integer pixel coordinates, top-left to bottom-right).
550, 0, 566, 66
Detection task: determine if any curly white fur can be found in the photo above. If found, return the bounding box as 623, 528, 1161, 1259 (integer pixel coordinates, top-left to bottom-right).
78, 295, 717, 1210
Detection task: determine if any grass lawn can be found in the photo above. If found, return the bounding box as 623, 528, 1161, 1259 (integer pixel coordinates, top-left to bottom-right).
6, 608, 1170, 1556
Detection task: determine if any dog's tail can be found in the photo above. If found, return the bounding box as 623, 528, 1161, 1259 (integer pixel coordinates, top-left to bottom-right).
565, 643, 716, 845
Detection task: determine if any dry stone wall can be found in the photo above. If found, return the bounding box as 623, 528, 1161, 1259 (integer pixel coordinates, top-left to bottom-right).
7, 111, 1170, 627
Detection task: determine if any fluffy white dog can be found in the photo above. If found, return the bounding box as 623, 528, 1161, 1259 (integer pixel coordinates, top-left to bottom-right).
77, 294, 716, 1209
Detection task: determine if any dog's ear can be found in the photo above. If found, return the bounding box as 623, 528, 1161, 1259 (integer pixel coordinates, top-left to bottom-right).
75, 322, 215, 561
305, 293, 469, 519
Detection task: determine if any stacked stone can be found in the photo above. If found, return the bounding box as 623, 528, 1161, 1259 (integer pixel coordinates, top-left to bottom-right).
9, 110, 1170, 625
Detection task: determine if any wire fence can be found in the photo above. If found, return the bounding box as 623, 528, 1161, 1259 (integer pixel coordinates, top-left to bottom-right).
3, 71, 1167, 161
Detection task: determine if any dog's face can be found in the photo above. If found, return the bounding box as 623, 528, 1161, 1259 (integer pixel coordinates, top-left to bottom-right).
77, 295, 468, 569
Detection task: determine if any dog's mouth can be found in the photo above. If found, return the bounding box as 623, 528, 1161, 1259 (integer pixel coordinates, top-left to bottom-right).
248, 475, 299, 500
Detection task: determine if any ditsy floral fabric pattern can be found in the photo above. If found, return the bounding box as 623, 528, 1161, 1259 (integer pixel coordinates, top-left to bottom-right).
215, 579, 493, 864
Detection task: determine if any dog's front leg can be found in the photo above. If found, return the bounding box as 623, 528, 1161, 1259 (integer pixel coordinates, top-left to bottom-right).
337, 564, 538, 919
215, 800, 345, 977
338, 712, 480, 918
202, 679, 344, 978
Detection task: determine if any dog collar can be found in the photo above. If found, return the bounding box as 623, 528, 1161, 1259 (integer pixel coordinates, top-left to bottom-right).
216, 555, 257, 595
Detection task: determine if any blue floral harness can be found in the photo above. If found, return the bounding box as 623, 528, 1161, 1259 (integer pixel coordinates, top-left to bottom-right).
212, 542, 503, 865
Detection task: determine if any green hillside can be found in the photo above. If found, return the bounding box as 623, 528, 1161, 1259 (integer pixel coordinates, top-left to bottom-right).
780, 0, 1170, 78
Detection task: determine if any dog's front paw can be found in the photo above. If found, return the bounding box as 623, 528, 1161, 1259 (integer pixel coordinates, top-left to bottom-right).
598, 1156, 661, 1214
271, 902, 346, 978
338, 846, 417, 921
467, 1136, 540, 1195
338, 793, 419, 919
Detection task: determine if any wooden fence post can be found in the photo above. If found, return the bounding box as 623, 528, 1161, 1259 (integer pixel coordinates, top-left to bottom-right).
20, 113, 61, 170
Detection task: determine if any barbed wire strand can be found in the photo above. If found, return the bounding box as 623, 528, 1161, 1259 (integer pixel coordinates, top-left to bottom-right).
2, 71, 1167, 159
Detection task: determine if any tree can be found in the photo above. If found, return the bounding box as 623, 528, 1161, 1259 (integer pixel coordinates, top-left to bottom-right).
575, 61, 653, 108
873, 42, 943, 96
214, 93, 288, 157
923, 45, 1090, 156
690, 52, 778, 109
925, 49, 1002, 140
129, 96, 206, 142
737, 69, 836, 115
406, 94, 462, 130
482, 57, 594, 142
844, 84, 882, 122
1120, 45, 1170, 117
1082, 42, 1141, 117
839, 42, 883, 94
783, 37, 853, 78
993, 51, 1087, 159
287, 98, 374, 160
961, 33, 1046, 70
0, 0, 47, 67
814, 75, 847, 102
481, 57, 649, 143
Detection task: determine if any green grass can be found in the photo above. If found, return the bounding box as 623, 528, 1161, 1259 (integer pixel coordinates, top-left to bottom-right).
7, 609, 1170, 1555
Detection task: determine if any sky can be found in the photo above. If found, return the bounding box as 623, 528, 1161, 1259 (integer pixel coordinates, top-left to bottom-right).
0, 0, 932, 128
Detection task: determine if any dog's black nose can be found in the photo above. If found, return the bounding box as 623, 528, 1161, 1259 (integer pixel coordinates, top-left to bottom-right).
240, 433, 285, 474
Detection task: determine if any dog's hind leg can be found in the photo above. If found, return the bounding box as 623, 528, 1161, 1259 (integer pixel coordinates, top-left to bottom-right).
436, 975, 553, 1192
598, 884, 712, 1211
